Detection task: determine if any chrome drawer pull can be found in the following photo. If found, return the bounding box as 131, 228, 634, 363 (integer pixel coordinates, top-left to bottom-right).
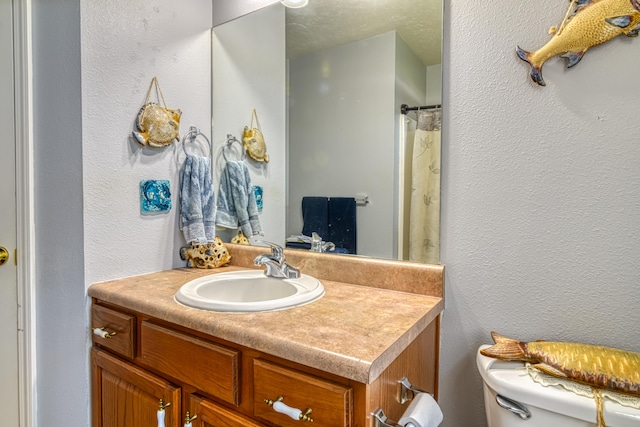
92, 327, 116, 339
264, 396, 314, 422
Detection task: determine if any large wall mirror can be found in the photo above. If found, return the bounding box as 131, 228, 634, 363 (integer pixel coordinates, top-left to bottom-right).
211, 0, 442, 264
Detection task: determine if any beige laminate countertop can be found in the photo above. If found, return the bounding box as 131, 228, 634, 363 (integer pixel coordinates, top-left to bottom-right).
88, 246, 444, 384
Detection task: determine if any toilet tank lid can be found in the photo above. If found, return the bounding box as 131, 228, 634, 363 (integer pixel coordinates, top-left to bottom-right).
477, 345, 640, 426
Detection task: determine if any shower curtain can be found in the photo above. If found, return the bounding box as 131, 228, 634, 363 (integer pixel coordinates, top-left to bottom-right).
409, 108, 441, 264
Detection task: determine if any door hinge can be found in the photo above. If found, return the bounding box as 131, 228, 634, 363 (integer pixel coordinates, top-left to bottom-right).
14, 248, 17, 266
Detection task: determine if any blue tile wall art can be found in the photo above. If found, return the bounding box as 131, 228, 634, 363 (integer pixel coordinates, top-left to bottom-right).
140, 180, 171, 213
253, 185, 263, 212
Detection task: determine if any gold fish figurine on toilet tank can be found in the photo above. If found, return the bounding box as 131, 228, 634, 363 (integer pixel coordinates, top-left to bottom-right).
517, 0, 640, 86
481, 332, 640, 396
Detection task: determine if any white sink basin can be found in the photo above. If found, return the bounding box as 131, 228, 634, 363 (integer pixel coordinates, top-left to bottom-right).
175, 270, 325, 312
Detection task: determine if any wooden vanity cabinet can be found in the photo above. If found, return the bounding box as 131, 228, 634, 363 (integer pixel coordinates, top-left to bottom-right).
91, 301, 440, 427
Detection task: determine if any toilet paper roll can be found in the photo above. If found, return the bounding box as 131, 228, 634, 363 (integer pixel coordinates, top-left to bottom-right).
398, 392, 443, 427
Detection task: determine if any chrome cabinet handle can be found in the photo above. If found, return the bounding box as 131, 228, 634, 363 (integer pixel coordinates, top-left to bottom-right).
496, 394, 531, 420
265, 396, 313, 422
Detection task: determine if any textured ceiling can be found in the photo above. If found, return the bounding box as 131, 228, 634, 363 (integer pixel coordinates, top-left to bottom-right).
286, 0, 442, 66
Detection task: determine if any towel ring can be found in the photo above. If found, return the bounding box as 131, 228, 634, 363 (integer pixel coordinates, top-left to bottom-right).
182, 126, 211, 157
222, 134, 245, 162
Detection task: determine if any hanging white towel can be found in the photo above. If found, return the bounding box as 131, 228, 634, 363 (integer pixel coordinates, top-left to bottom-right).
179, 154, 216, 244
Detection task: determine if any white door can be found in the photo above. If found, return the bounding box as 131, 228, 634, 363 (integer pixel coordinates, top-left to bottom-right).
0, 0, 21, 425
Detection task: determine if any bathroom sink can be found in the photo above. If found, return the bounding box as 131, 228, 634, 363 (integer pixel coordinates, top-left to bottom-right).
174, 270, 325, 312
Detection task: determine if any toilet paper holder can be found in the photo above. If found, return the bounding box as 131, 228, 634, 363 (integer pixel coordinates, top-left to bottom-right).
398, 377, 430, 404
372, 377, 433, 427
372, 408, 400, 427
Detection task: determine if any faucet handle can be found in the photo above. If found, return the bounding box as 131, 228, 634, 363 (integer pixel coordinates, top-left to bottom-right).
281, 262, 300, 279
255, 240, 285, 263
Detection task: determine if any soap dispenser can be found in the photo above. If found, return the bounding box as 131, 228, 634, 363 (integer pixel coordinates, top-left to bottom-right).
310, 232, 336, 253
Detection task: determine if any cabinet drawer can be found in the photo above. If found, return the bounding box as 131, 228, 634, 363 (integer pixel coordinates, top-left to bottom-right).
253, 359, 353, 427
190, 394, 266, 427
140, 321, 240, 405
91, 304, 136, 358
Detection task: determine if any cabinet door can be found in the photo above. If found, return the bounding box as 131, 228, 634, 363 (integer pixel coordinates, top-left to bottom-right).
92, 348, 181, 427
189, 394, 266, 427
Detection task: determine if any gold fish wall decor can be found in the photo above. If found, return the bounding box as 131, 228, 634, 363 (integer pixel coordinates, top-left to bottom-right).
481, 332, 640, 396
517, 0, 640, 86
133, 77, 182, 147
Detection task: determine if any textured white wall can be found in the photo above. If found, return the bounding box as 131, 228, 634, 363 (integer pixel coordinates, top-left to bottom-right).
440, 1, 640, 425
34, 1, 212, 427
211, 4, 286, 245
426, 64, 442, 106
212, 0, 278, 26
33, 1, 85, 425
81, 0, 212, 284
288, 32, 407, 258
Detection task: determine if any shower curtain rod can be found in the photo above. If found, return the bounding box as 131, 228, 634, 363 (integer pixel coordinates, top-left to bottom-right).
400, 103, 441, 115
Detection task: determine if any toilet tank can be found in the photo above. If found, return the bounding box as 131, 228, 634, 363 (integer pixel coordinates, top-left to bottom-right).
477, 345, 640, 427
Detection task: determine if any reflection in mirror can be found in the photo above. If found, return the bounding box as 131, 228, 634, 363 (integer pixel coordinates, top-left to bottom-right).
211, 0, 442, 264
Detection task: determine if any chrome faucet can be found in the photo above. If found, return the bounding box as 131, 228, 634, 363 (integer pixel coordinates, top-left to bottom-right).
253, 241, 300, 279
310, 232, 336, 253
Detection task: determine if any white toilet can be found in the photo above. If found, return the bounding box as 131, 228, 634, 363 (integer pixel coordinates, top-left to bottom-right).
477, 345, 640, 426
